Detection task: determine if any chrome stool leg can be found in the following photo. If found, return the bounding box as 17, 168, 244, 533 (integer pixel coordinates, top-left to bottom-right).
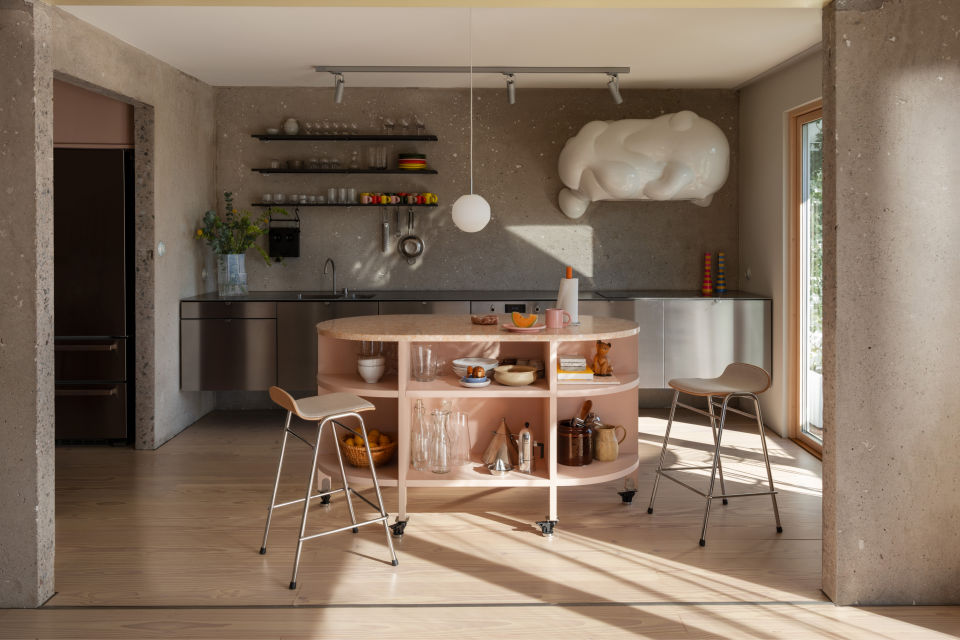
707, 395, 729, 505
359, 421, 399, 566
289, 418, 326, 590
752, 395, 783, 533
647, 390, 680, 514
332, 420, 360, 534
699, 396, 731, 546
260, 411, 292, 555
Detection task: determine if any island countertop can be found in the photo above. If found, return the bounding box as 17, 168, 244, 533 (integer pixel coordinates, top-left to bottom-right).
316, 313, 639, 342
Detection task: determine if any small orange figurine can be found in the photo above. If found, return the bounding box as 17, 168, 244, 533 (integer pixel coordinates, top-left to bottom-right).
593, 340, 613, 377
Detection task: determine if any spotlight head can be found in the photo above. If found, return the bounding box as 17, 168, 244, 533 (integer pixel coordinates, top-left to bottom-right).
607, 72, 623, 105
333, 72, 344, 104
504, 73, 516, 105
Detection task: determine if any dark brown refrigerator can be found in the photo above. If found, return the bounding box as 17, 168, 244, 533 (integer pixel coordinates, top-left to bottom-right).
54, 148, 134, 442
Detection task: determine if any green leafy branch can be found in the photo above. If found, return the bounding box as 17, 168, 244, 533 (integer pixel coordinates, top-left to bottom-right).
196, 192, 287, 264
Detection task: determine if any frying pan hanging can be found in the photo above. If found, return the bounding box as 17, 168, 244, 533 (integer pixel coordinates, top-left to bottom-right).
398, 207, 423, 265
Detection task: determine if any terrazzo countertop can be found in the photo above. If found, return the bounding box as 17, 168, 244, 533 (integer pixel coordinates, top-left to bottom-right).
181, 289, 770, 302
317, 313, 640, 342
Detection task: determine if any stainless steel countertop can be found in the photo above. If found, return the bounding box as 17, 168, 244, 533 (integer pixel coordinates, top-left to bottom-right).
181, 289, 771, 302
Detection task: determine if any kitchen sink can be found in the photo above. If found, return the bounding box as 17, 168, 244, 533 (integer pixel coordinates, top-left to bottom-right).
297, 292, 376, 300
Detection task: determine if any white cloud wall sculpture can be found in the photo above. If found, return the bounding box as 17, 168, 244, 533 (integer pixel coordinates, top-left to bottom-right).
557, 111, 730, 219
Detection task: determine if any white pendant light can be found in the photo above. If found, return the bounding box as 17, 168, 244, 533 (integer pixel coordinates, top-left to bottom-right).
452, 9, 490, 233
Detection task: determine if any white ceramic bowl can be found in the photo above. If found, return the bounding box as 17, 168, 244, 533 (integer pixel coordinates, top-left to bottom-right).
358, 363, 385, 383
493, 365, 537, 386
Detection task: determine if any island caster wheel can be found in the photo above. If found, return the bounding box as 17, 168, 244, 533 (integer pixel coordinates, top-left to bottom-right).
536, 519, 557, 537
390, 518, 408, 537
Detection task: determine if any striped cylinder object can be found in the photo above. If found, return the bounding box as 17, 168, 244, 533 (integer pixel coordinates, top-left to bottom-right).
701, 252, 713, 296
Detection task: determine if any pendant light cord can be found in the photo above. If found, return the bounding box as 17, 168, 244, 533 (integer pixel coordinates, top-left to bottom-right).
468, 7, 474, 195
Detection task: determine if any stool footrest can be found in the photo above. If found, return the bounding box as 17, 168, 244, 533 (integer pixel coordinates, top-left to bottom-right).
657, 469, 778, 500
300, 515, 389, 543
273, 487, 346, 510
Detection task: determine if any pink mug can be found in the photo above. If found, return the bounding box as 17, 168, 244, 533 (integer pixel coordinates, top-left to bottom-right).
545, 308, 572, 329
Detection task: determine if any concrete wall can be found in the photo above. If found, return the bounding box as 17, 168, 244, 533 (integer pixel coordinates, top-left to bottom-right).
739, 53, 822, 436
0, 0, 55, 608
822, 0, 960, 604
43, 3, 218, 448
215, 87, 739, 292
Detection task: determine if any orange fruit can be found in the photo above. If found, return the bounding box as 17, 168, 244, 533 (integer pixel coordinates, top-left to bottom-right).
512, 312, 538, 328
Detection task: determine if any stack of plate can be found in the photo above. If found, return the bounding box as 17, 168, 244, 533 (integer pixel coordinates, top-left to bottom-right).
452, 357, 499, 378
398, 153, 427, 170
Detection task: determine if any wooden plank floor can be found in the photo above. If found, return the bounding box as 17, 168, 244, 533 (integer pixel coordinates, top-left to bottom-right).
2, 409, 957, 639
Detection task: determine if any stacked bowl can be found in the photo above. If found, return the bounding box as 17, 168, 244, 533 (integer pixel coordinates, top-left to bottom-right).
452, 357, 499, 379
357, 355, 386, 383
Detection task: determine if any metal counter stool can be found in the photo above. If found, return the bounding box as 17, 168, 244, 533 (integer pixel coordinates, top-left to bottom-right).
646, 363, 782, 546
260, 386, 398, 589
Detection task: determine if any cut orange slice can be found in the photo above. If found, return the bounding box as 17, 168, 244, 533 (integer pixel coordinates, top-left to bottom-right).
512, 312, 538, 328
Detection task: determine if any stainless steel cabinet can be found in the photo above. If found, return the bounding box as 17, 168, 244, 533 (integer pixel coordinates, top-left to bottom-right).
180, 301, 277, 390
277, 301, 378, 390
663, 299, 771, 382
580, 300, 664, 387
380, 300, 470, 315
469, 300, 548, 314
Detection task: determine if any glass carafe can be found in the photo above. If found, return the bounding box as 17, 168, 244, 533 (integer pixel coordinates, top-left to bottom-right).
429, 406, 452, 474
410, 399, 429, 472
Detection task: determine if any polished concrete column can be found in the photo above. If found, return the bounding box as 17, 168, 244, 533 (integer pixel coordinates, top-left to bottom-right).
0, 0, 56, 607
822, 0, 960, 604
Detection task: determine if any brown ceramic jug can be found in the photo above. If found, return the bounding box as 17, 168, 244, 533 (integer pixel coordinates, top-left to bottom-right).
592, 424, 627, 462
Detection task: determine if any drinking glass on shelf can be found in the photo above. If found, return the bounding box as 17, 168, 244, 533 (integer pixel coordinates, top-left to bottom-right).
327, 187, 338, 204
377, 145, 387, 170
273, 193, 285, 204
349, 122, 360, 136
429, 408, 452, 474
320, 154, 330, 170
316, 194, 326, 204
338, 187, 348, 204
414, 116, 426, 135
398, 118, 410, 135
367, 146, 379, 170
449, 410, 471, 466
311, 121, 322, 134
348, 150, 360, 170
321, 120, 331, 135
303, 121, 313, 134
382, 117, 395, 135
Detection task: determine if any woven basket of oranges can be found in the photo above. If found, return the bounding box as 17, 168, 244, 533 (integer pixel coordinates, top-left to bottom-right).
339, 430, 396, 467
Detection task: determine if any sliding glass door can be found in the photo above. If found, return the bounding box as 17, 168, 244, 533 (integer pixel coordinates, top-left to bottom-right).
790, 101, 823, 452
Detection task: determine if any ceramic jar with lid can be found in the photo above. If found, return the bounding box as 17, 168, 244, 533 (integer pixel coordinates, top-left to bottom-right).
557, 419, 593, 466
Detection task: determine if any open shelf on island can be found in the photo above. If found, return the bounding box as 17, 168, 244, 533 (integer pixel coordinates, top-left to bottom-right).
556, 453, 639, 486
316, 452, 399, 487
406, 462, 550, 487
317, 373, 399, 398
406, 375, 550, 398
556, 372, 641, 397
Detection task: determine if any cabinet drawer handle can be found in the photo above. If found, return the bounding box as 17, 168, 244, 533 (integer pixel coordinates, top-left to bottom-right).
56, 387, 119, 397
55, 342, 119, 352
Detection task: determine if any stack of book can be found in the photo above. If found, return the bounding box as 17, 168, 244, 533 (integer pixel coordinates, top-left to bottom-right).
558, 356, 593, 382
557, 356, 619, 385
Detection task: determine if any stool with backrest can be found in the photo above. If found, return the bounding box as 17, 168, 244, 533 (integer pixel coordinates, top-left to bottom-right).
646, 363, 782, 546
260, 387, 398, 589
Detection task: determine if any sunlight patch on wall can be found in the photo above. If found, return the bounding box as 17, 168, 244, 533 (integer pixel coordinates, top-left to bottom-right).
504, 224, 593, 277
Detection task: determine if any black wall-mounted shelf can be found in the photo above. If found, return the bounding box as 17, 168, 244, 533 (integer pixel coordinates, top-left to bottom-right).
252, 202, 438, 208
251, 168, 438, 175
252, 134, 438, 142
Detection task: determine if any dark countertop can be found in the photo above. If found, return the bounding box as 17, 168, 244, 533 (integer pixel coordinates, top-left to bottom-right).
181, 289, 770, 302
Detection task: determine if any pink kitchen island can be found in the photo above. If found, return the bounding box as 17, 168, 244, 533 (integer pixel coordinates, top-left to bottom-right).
315, 314, 640, 536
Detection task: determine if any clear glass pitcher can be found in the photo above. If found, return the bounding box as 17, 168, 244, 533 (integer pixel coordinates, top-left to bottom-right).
429, 406, 452, 474
412, 344, 443, 382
